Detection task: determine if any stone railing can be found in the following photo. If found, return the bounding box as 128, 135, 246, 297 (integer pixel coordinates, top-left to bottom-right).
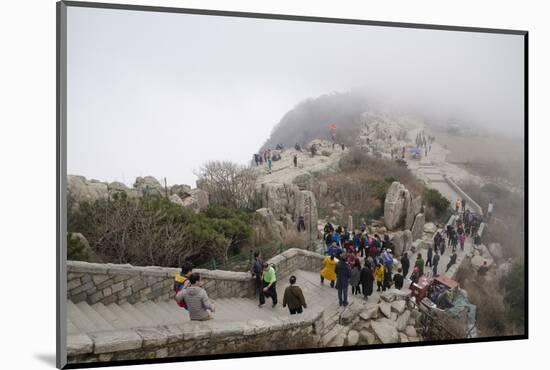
267, 248, 324, 279
67, 308, 324, 364
443, 175, 484, 216
67, 248, 325, 306
67, 262, 255, 305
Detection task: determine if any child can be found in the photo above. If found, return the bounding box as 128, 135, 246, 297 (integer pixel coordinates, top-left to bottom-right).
283, 275, 307, 314
174, 261, 193, 309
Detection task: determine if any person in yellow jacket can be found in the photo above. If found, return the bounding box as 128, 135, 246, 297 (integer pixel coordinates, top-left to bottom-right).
320, 254, 338, 288
375, 263, 386, 292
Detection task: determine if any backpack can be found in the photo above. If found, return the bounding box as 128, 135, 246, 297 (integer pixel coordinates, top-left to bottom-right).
174, 274, 189, 310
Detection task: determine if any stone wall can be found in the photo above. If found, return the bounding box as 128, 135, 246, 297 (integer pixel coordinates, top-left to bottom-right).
67, 308, 324, 364
267, 248, 324, 279
67, 248, 325, 306
67, 262, 255, 305
443, 175, 484, 215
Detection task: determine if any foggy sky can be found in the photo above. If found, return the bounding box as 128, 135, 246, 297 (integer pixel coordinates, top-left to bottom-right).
67, 6, 524, 187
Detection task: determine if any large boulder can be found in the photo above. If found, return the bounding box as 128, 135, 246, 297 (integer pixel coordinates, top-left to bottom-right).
182, 189, 209, 212
396, 310, 411, 332
403, 230, 413, 252
260, 183, 300, 217
133, 176, 164, 197
371, 320, 399, 344
384, 182, 412, 230
390, 231, 405, 256
254, 208, 285, 241
411, 213, 425, 240
405, 196, 421, 230
471, 255, 494, 272
487, 242, 504, 261
423, 222, 437, 234
346, 330, 360, 346
170, 184, 192, 199
295, 190, 319, 238
169, 194, 185, 207
67, 175, 109, 209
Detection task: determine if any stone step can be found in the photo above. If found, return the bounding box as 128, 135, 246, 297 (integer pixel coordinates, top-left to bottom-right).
92, 302, 129, 330
134, 302, 167, 326
106, 302, 140, 328
67, 317, 81, 335
67, 300, 99, 333
76, 301, 115, 332
119, 302, 156, 327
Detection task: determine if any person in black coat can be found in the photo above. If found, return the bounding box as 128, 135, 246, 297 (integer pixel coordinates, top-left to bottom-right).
400, 252, 410, 279
359, 263, 374, 300
426, 246, 433, 267
335, 251, 351, 306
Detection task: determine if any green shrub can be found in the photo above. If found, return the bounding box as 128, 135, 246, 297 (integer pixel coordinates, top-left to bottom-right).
68, 197, 253, 267
423, 188, 450, 218
67, 234, 89, 261
500, 263, 525, 331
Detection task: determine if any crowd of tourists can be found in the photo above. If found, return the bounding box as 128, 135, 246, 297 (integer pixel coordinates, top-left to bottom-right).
172, 208, 487, 321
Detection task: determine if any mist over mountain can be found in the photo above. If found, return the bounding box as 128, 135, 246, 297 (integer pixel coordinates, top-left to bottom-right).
261, 91, 369, 150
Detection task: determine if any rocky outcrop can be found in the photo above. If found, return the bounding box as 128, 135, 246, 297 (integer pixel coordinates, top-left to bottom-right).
384, 182, 422, 232
67, 175, 109, 209
168, 194, 184, 207
170, 184, 192, 199
384, 182, 410, 230
254, 208, 285, 241
258, 183, 319, 243
68, 175, 209, 212
133, 176, 164, 197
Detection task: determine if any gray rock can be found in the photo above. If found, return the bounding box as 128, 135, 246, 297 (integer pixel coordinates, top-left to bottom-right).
471, 255, 494, 272
170, 184, 192, 198
169, 194, 184, 206
403, 230, 413, 252
390, 312, 398, 321
391, 300, 407, 315
379, 301, 392, 318
380, 288, 410, 303
487, 242, 504, 261
134, 176, 164, 197
371, 320, 399, 344
346, 330, 360, 346
405, 325, 417, 337
384, 181, 412, 230
411, 213, 425, 240
360, 329, 376, 345
360, 304, 379, 320
396, 310, 411, 332
399, 333, 409, 343
423, 222, 437, 234
182, 189, 209, 212
67, 175, 109, 209
391, 231, 405, 256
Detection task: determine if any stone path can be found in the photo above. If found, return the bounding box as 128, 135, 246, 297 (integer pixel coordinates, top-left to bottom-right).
68, 269, 374, 336
254, 141, 346, 186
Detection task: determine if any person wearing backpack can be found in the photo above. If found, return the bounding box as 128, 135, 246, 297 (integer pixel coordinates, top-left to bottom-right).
260, 262, 278, 307
174, 261, 193, 309
282, 275, 307, 314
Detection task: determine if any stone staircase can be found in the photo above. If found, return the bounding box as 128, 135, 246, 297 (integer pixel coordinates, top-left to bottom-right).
67, 269, 371, 336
